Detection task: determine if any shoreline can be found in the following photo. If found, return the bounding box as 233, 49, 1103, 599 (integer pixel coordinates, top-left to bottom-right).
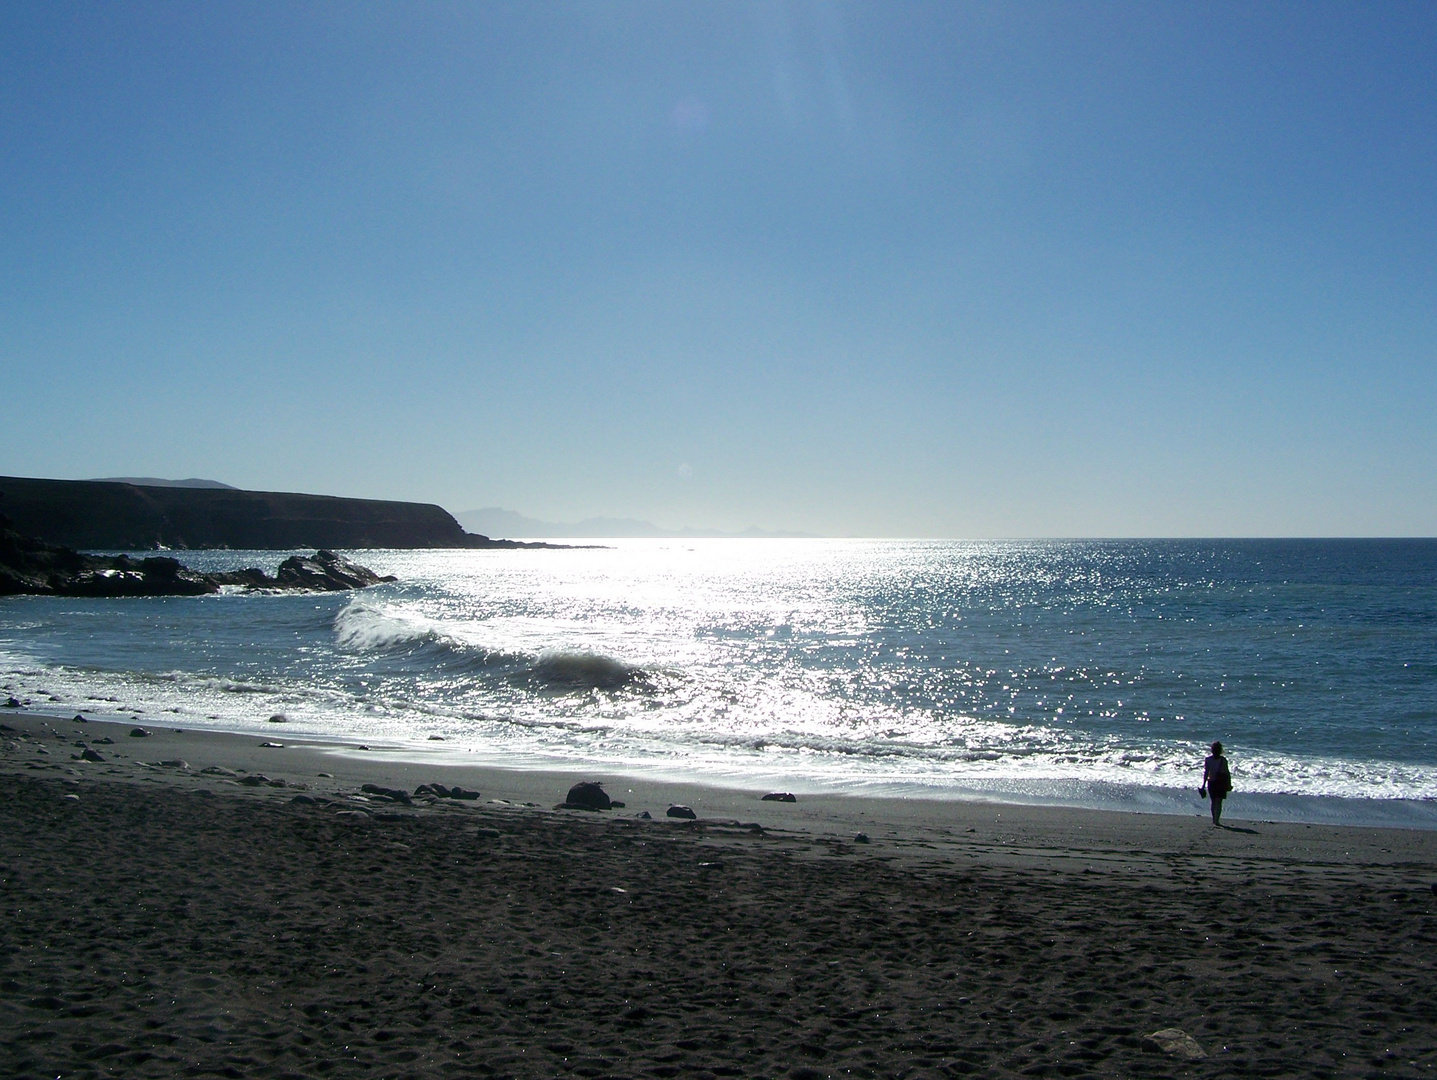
5, 696, 1436, 831
3, 709, 1435, 1078
5, 708, 1436, 866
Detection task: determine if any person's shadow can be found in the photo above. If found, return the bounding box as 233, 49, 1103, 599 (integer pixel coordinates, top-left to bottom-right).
1218, 823, 1260, 834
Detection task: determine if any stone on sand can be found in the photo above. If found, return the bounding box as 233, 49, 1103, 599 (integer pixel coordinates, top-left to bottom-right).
666, 804, 697, 819
562, 781, 612, 811
361, 783, 413, 805
1144, 1028, 1206, 1060
762, 791, 797, 802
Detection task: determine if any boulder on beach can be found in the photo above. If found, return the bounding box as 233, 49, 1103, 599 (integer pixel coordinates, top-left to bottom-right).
1143, 1028, 1206, 1060
360, 783, 413, 805
666, 804, 697, 820
414, 783, 480, 800
561, 781, 612, 811
761, 792, 796, 802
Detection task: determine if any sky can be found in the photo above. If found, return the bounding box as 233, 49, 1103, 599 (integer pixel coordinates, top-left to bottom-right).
2, 2, 1435, 537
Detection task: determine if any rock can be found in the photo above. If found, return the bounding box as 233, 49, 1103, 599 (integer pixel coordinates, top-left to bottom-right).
666, 805, 697, 820
414, 783, 477, 800
259, 741, 284, 748
3, 698, 20, 708
267, 714, 287, 724
854, 833, 871, 844
609, 800, 626, 809
72, 714, 86, 723
239, 775, 268, 786
762, 792, 797, 802
427, 734, 445, 740
274, 550, 397, 592
563, 781, 612, 811
157, 759, 190, 769
1143, 1028, 1206, 1060
0, 512, 396, 597
290, 794, 316, 805
200, 766, 238, 777
474, 827, 501, 838
636, 810, 652, 819
79, 748, 105, 762
361, 783, 413, 806
93, 736, 114, 745
129, 727, 149, 737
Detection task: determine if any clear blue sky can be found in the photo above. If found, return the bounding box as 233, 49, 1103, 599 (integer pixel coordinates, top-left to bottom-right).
2, 2, 1434, 536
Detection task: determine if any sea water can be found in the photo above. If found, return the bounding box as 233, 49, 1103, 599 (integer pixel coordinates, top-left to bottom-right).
2, 539, 1434, 826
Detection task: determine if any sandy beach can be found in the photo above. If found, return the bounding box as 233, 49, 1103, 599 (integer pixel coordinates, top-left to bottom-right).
1, 711, 1434, 1079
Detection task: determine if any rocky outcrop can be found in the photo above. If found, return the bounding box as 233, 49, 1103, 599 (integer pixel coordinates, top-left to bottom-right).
267, 550, 393, 591
0, 475, 560, 551
0, 516, 395, 597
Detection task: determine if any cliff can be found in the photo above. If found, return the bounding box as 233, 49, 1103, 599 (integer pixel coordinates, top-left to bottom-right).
0, 476, 534, 551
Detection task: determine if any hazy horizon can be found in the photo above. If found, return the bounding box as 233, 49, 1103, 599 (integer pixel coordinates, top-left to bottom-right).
3, 4, 1435, 538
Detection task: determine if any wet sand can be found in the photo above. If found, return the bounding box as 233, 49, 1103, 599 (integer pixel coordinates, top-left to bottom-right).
2, 711, 1435, 1079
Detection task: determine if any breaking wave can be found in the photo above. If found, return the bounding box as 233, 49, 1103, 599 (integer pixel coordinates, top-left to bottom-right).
533, 648, 638, 689
333, 599, 643, 690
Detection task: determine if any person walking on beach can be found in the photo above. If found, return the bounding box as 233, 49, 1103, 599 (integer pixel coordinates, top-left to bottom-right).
1200, 741, 1232, 826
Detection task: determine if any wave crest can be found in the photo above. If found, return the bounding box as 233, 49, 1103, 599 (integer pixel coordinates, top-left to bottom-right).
533, 648, 638, 689
334, 600, 645, 690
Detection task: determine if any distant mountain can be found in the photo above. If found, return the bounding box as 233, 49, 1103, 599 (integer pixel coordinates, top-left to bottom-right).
91, 477, 238, 490
457, 507, 811, 539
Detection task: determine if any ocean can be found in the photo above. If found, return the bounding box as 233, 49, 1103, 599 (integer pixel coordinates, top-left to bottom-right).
3, 538, 1434, 826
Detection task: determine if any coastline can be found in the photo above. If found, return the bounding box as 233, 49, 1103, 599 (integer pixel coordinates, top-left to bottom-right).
3, 710, 1436, 1078
5, 709, 1437, 862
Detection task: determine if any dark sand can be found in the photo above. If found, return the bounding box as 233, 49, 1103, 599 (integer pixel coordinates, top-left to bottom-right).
2, 711, 1435, 1079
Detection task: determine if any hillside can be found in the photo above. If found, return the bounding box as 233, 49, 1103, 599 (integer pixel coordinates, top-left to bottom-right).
0, 476, 524, 550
